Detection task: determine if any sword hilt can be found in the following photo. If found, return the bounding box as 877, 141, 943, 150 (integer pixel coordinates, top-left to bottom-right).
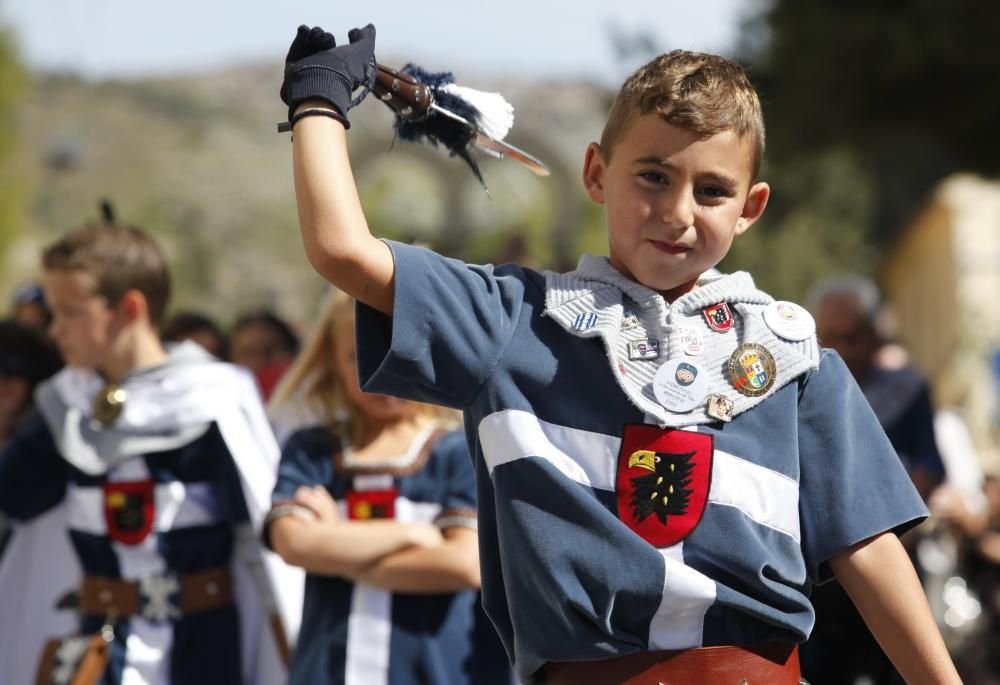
372, 64, 432, 120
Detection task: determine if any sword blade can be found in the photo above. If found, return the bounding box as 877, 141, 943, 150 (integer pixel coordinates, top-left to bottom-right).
473, 133, 551, 177
428, 103, 551, 177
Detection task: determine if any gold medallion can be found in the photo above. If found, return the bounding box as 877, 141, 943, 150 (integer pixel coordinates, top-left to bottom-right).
727, 342, 777, 397
93, 384, 127, 426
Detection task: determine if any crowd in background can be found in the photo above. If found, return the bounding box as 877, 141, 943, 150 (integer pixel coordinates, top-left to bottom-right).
3, 264, 1000, 684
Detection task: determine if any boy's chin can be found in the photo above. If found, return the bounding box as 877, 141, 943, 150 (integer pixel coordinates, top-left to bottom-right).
632, 269, 701, 295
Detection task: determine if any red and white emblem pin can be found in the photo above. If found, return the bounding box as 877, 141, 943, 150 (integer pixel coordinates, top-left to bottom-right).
703, 302, 734, 332
104, 480, 155, 545
615, 424, 713, 547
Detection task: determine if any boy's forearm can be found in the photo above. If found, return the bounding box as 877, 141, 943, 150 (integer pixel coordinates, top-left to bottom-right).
270, 516, 424, 577
291, 102, 396, 314
352, 528, 480, 593
829, 531, 961, 685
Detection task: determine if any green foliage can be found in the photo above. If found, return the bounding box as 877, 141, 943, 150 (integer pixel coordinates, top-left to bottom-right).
743, 0, 1000, 240
721, 147, 877, 301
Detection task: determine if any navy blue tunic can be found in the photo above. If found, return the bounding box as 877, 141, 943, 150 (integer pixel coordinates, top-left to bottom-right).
269, 426, 500, 685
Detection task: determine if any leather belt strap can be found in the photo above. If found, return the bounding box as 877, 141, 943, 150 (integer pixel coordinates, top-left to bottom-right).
543, 643, 802, 685
80, 567, 233, 619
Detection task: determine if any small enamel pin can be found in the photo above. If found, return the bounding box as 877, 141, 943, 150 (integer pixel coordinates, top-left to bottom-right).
621, 308, 640, 331
706, 394, 735, 422
573, 311, 599, 331
703, 302, 734, 333
628, 338, 659, 361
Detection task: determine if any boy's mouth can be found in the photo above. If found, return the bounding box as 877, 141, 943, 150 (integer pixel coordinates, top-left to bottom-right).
650, 240, 692, 255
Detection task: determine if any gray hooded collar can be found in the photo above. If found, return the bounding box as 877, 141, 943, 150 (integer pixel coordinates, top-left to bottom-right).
543, 255, 819, 427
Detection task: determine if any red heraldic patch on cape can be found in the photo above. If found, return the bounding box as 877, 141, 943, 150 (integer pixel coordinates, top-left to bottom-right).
346, 488, 398, 520
615, 425, 713, 547
103, 480, 155, 545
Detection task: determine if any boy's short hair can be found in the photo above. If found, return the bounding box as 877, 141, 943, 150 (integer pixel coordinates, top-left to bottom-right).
600, 50, 766, 179
41, 222, 171, 326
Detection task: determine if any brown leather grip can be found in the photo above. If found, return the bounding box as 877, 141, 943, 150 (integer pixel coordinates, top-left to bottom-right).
372, 64, 432, 120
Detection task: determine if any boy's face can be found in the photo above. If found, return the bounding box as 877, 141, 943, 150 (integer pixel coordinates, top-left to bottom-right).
583, 114, 769, 299
43, 269, 122, 371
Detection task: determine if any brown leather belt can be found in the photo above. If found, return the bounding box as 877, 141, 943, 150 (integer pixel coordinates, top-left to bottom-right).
80, 567, 233, 619
543, 643, 803, 685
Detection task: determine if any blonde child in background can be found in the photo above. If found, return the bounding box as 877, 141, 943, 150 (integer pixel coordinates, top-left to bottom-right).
265, 290, 508, 685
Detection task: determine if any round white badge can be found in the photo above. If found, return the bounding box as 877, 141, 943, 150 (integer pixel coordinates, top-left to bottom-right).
763, 301, 816, 342
653, 358, 709, 413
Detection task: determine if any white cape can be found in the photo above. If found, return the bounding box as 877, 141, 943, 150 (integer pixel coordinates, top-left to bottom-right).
0, 342, 303, 685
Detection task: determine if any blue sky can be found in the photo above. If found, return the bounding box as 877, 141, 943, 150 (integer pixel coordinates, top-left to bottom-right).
0, 0, 760, 83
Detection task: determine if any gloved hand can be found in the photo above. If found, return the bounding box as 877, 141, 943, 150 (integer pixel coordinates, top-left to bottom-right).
280, 24, 376, 127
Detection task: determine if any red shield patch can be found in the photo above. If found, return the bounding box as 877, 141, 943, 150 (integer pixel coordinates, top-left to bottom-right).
703, 302, 734, 332
615, 425, 713, 547
346, 489, 398, 520
103, 480, 155, 545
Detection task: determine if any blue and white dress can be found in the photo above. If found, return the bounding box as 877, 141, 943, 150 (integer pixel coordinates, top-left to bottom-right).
354, 242, 928, 685
267, 426, 502, 685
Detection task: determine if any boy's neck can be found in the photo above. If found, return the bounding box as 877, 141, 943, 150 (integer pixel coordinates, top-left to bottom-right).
658, 277, 700, 304
100, 327, 168, 384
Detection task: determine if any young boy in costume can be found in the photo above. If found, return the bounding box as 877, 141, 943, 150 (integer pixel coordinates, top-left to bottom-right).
278, 24, 961, 684
0, 222, 292, 685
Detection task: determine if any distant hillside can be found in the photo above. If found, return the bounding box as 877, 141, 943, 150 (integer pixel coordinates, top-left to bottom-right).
2, 62, 610, 330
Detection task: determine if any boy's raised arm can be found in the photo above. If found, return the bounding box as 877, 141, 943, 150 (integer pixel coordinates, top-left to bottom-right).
830, 531, 962, 685
283, 24, 396, 314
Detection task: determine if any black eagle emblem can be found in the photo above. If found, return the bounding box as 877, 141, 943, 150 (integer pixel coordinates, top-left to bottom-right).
628, 449, 695, 524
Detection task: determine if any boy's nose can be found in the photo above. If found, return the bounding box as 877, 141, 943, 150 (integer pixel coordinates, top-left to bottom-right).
660, 188, 695, 228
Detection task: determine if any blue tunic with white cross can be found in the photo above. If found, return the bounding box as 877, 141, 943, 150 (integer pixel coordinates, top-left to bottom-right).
268, 426, 499, 685
354, 241, 928, 685
0, 343, 285, 685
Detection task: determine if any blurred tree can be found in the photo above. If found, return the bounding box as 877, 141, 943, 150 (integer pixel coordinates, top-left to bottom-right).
0, 28, 26, 268
742, 0, 1000, 240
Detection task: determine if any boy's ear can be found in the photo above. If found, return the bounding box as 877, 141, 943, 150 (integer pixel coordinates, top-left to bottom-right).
734, 181, 770, 236
117, 289, 150, 324
582, 142, 607, 204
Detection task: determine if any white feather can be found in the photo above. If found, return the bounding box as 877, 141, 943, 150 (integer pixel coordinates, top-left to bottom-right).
440, 83, 515, 141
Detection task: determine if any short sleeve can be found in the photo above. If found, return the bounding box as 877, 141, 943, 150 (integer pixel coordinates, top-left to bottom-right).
433, 432, 477, 530
356, 241, 529, 410
263, 427, 333, 548
270, 428, 334, 503
0, 412, 67, 520
797, 350, 928, 584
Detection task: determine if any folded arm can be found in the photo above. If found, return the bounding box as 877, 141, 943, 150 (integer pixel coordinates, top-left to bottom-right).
830, 531, 961, 685
351, 525, 480, 593
269, 514, 442, 577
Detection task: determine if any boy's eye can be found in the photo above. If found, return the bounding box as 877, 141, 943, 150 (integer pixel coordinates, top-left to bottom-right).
638, 171, 668, 185
697, 185, 735, 203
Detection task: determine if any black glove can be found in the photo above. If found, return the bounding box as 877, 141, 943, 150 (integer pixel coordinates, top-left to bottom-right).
280, 24, 376, 127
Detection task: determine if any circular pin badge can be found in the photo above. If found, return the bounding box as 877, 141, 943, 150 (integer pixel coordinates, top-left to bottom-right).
93, 383, 127, 426
762, 301, 815, 342
727, 343, 776, 397
653, 358, 709, 413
